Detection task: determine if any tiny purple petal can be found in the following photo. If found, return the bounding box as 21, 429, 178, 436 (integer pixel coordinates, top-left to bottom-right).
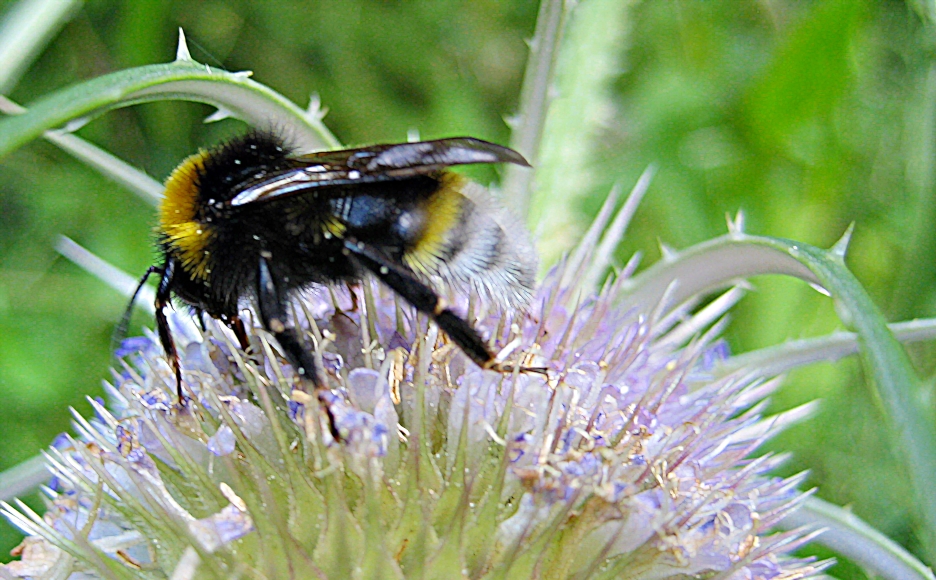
207, 425, 236, 456
188, 504, 254, 552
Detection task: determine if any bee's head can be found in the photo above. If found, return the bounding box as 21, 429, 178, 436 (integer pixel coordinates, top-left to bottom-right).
157, 131, 291, 281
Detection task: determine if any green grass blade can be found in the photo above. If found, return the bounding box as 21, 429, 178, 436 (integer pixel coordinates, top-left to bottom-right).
0, 454, 47, 503
0, 0, 82, 93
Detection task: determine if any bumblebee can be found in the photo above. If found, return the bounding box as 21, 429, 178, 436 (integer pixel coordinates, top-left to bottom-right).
130, 130, 538, 401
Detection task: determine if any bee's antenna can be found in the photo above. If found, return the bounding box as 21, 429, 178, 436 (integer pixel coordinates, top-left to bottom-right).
112, 265, 159, 355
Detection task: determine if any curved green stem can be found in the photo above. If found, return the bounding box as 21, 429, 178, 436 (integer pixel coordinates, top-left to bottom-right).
0, 59, 338, 159
782, 496, 936, 580
720, 318, 936, 378
622, 232, 936, 561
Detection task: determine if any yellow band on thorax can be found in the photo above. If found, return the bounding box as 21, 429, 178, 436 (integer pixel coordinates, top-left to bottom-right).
159, 150, 214, 281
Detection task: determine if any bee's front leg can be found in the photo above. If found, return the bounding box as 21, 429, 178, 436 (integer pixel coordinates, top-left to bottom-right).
256, 251, 339, 439
154, 259, 184, 401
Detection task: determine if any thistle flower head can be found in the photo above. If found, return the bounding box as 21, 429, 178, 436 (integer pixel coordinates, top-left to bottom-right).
1, 230, 829, 579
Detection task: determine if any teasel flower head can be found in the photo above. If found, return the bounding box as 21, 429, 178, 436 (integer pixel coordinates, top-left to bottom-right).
0, 176, 830, 580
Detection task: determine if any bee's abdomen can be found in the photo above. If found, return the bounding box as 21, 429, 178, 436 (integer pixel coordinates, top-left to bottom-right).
404, 174, 536, 309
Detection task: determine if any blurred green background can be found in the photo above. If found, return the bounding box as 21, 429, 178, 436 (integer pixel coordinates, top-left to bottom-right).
1, 0, 935, 576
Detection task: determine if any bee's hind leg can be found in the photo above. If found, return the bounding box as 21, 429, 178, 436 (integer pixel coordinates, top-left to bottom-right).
256, 251, 340, 439
342, 238, 547, 377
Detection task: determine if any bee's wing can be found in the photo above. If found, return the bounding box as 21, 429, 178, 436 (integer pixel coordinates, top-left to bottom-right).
229, 138, 529, 207
331, 137, 530, 173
